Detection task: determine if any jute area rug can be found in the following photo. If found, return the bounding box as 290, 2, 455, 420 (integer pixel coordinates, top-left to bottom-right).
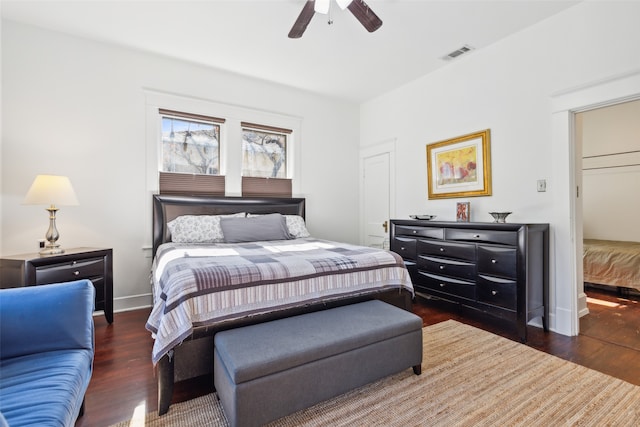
112, 320, 640, 426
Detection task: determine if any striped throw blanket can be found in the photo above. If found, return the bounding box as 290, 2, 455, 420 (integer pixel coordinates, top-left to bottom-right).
146, 238, 413, 364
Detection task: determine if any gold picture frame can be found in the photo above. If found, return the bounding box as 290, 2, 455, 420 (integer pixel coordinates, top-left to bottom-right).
426, 129, 492, 199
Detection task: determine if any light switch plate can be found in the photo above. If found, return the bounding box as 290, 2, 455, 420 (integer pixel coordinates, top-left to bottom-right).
537, 179, 547, 192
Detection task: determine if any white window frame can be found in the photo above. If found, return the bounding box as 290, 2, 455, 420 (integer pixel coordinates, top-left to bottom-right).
143, 89, 302, 246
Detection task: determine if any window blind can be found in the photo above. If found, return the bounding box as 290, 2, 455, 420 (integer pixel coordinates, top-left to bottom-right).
159, 108, 226, 124
159, 172, 225, 196
240, 122, 292, 135
241, 176, 292, 198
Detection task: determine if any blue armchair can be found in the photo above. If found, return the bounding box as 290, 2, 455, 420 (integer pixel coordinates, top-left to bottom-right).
0, 280, 95, 427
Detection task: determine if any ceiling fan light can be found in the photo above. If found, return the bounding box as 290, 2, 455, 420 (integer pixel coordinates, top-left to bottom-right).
314, 0, 330, 14
336, 0, 353, 10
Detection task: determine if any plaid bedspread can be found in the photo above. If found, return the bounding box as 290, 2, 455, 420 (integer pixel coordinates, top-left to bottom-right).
146, 238, 413, 364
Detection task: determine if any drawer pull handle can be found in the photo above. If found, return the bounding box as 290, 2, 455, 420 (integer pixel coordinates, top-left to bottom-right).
474, 234, 481, 238
439, 248, 444, 252
412, 230, 417, 234
439, 283, 445, 287
491, 290, 498, 295
400, 247, 405, 251
439, 265, 445, 270
72, 261, 78, 266
73, 270, 80, 276
491, 259, 497, 264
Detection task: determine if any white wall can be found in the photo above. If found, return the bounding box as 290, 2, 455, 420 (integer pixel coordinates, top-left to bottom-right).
1, 20, 360, 311
360, 1, 640, 335
0, 17, 3, 249
580, 100, 640, 242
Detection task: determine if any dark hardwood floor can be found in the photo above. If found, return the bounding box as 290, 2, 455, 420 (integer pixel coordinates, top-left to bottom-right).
76, 287, 640, 426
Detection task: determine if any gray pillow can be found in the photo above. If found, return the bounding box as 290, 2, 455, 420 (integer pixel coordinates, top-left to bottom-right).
247, 214, 311, 239
220, 213, 292, 243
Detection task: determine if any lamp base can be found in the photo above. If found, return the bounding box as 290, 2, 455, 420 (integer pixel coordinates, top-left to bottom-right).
40, 245, 65, 256
39, 206, 65, 256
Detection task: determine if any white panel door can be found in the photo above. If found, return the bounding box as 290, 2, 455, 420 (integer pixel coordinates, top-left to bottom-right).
363, 152, 390, 248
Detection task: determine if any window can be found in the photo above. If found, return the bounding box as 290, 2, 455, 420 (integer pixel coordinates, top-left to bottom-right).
160, 109, 224, 175
241, 122, 291, 178
158, 109, 226, 196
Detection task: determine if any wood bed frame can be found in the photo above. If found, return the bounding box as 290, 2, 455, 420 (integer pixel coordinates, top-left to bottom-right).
151, 194, 413, 415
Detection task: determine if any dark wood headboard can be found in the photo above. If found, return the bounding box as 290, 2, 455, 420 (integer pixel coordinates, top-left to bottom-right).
152, 194, 306, 257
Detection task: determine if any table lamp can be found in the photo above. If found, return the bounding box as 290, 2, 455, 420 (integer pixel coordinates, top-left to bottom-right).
23, 174, 79, 255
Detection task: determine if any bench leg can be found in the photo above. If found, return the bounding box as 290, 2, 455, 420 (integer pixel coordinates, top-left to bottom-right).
413, 364, 422, 375
79, 397, 86, 417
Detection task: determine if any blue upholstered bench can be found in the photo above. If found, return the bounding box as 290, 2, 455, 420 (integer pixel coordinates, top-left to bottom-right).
213, 299, 423, 427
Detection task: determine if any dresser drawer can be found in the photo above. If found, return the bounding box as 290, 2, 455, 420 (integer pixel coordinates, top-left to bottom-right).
35, 257, 105, 284
417, 271, 476, 300
418, 255, 476, 280
394, 225, 443, 240
445, 229, 518, 246
391, 237, 417, 260
418, 239, 475, 261
477, 246, 517, 279
477, 275, 517, 310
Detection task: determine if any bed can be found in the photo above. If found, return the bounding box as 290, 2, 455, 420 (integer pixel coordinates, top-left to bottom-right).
146, 194, 415, 415
583, 239, 640, 293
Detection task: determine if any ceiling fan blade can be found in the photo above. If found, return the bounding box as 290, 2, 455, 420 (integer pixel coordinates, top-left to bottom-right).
288, 1, 316, 39
347, 0, 383, 33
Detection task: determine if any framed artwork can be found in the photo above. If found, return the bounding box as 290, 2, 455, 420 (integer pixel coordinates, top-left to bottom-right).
456, 202, 470, 222
426, 129, 492, 199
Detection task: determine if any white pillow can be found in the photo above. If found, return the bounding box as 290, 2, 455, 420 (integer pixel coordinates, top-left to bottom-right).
247, 213, 311, 238
284, 215, 311, 238
167, 213, 245, 243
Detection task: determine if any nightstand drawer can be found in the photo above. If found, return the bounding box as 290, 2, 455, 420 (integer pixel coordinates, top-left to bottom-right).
36, 257, 105, 284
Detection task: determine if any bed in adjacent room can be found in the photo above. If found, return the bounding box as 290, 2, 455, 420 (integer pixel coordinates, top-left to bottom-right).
146, 194, 414, 415
583, 239, 640, 293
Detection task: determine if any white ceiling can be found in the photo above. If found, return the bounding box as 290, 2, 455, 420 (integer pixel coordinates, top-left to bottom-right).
1, 0, 580, 103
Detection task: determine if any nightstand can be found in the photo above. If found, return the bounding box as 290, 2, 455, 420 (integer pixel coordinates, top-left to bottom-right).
0, 247, 113, 323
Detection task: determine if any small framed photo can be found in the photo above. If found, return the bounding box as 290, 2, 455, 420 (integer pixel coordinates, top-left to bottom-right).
456, 202, 470, 222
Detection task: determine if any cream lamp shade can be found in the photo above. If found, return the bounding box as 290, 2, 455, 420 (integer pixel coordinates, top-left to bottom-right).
23, 175, 79, 255
23, 175, 79, 207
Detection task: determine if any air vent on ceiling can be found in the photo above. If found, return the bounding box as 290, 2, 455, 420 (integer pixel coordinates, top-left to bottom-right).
441, 45, 475, 61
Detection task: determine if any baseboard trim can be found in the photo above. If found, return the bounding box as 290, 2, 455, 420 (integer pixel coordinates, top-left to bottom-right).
553, 306, 576, 336
578, 291, 589, 318
113, 293, 153, 313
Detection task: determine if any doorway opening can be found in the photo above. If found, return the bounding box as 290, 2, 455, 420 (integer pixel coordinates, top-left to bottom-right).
550, 70, 640, 338
577, 99, 640, 350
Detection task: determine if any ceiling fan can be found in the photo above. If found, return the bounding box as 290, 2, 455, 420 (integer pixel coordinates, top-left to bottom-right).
288, 0, 383, 39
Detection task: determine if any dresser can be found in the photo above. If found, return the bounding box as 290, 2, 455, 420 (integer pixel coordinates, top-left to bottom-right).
390, 220, 548, 341
0, 247, 113, 323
